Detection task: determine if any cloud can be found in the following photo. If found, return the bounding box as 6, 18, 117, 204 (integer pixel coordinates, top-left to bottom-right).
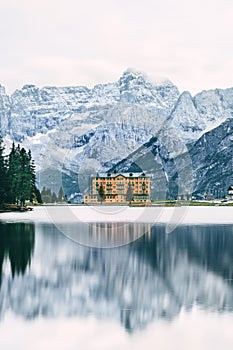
0, 0, 232, 93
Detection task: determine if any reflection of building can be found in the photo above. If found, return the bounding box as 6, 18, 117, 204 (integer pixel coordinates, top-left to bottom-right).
0, 223, 232, 333
64, 222, 152, 247
84, 172, 151, 204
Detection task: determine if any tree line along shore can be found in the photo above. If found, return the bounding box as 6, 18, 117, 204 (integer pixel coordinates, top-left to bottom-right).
0, 137, 42, 210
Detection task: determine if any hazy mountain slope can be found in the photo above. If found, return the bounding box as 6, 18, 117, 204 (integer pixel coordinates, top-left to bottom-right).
0, 69, 232, 199
188, 118, 233, 196
111, 118, 233, 198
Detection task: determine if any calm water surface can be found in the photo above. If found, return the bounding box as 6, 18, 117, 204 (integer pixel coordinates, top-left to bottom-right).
0, 221, 232, 349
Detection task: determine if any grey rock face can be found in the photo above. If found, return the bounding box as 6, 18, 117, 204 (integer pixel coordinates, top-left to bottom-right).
0, 85, 11, 136
188, 118, 233, 196
111, 119, 233, 198
0, 70, 232, 199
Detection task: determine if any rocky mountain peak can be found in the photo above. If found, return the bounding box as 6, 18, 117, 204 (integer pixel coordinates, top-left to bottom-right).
117, 68, 180, 108
0, 70, 232, 200
168, 91, 205, 140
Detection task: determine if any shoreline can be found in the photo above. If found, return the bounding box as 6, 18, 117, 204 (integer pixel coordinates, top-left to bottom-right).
0, 205, 232, 226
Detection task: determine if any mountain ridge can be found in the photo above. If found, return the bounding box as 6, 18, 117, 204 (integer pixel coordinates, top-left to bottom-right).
0, 69, 232, 200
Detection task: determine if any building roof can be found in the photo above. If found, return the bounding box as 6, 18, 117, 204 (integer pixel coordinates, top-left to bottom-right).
94, 172, 149, 179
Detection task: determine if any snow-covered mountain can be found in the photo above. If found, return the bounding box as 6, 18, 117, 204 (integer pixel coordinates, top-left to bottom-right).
0, 69, 232, 199
111, 118, 233, 198
0, 69, 179, 141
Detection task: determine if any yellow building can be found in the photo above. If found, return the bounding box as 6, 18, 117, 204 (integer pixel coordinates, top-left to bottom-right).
84, 172, 151, 204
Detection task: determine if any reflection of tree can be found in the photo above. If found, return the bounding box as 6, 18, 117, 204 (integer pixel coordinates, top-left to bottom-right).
0, 222, 232, 333
0, 223, 35, 286
0, 234, 5, 286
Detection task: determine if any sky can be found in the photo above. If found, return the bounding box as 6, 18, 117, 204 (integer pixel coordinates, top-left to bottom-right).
0, 0, 233, 95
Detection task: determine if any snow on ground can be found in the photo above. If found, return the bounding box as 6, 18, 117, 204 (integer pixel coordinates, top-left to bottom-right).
0, 206, 232, 226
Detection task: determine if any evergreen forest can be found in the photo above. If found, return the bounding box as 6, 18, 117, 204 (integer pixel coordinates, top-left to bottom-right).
0, 136, 42, 208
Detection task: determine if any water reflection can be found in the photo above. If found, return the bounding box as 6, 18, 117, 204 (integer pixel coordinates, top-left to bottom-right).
0, 222, 232, 332
57, 221, 152, 247
0, 223, 35, 283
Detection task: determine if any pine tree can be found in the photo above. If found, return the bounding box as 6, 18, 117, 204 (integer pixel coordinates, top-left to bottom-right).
0, 137, 8, 206
58, 187, 64, 202
0, 140, 38, 207
41, 187, 52, 203
7, 144, 37, 206
17, 148, 32, 206
41, 187, 47, 197
34, 187, 43, 204
98, 184, 105, 203
28, 150, 36, 201
51, 192, 57, 203
7, 143, 21, 204
126, 183, 134, 204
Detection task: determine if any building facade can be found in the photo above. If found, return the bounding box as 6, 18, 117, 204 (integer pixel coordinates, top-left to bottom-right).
227, 186, 233, 200
84, 172, 151, 204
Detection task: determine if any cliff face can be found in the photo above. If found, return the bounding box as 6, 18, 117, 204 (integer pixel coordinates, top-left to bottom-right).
0, 69, 232, 199
111, 118, 233, 198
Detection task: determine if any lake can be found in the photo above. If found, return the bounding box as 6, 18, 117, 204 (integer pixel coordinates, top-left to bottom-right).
0, 219, 232, 349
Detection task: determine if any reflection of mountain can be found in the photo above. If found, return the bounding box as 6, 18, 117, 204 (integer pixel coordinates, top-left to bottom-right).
0, 223, 232, 332
135, 225, 233, 286
0, 223, 35, 284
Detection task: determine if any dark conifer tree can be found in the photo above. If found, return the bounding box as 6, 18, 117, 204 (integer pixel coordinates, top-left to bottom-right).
41, 187, 52, 203
28, 150, 36, 202
41, 187, 46, 196
58, 186, 64, 202
0, 137, 8, 205
7, 143, 37, 206
7, 143, 21, 204
34, 187, 43, 204
0, 139, 38, 206
17, 147, 32, 206
98, 184, 105, 203
126, 183, 134, 204
51, 192, 58, 203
